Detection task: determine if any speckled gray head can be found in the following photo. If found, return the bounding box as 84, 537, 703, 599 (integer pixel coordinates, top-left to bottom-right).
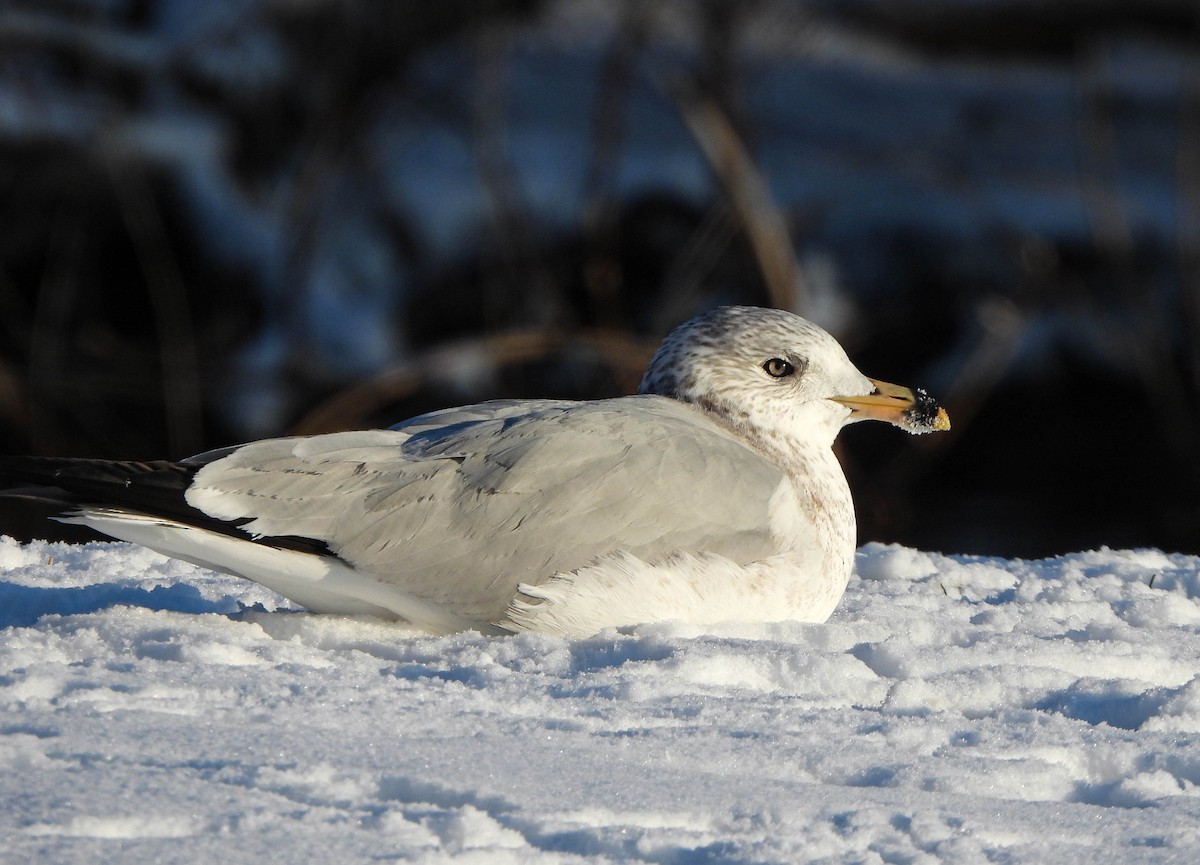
638, 306, 950, 445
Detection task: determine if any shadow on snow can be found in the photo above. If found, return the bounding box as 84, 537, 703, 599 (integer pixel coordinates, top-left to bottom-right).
0, 580, 235, 629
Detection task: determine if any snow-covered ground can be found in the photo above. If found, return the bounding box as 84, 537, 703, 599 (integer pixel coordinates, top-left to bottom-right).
3, 536, 1200, 863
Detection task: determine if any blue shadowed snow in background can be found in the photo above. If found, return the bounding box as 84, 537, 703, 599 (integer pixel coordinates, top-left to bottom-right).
2, 0, 1199, 557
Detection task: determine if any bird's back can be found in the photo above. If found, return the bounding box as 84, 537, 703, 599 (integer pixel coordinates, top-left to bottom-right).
185, 395, 787, 623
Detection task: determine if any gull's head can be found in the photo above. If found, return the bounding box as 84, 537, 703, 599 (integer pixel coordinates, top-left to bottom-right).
638, 306, 949, 452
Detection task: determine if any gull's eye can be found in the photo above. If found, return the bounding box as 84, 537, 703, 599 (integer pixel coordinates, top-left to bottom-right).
762, 357, 795, 378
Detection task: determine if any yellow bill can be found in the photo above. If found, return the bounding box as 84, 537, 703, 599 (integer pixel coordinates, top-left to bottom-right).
831, 378, 951, 435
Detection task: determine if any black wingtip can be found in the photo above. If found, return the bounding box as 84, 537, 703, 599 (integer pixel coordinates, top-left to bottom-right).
0, 456, 196, 544
0, 454, 336, 557
0, 455, 196, 513
0, 486, 109, 543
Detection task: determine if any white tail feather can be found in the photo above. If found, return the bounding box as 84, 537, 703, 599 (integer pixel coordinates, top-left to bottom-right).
62, 508, 487, 634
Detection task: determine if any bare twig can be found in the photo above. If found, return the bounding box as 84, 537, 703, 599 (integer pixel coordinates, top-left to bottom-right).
0, 9, 165, 76
1175, 65, 1200, 409
0, 357, 28, 439
580, 2, 651, 327
656, 200, 740, 326
290, 327, 656, 435
27, 206, 83, 455
1078, 47, 1199, 477
472, 24, 559, 328
105, 157, 204, 457
663, 76, 809, 314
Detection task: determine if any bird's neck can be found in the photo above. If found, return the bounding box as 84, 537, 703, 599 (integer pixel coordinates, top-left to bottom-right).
764, 446, 858, 621
769, 442, 856, 547
682, 394, 857, 564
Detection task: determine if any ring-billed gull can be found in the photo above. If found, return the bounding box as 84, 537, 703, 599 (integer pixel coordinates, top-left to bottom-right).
0, 306, 948, 636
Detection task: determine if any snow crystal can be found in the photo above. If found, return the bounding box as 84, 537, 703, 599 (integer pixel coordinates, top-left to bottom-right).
3, 535, 1200, 863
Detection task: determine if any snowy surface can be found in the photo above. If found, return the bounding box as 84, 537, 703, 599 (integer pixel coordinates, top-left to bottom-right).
3, 537, 1200, 863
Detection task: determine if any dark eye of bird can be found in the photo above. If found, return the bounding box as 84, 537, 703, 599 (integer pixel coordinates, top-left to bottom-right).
762, 358, 795, 378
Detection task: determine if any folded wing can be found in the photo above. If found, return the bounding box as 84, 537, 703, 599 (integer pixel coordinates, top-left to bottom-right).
183, 395, 785, 624
3, 396, 787, 631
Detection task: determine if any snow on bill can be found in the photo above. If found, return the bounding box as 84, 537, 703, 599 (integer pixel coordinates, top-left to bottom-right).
2, 535, 1200, 863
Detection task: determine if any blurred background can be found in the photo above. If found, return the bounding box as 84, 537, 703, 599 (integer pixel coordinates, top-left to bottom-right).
1, 0, 1199, 558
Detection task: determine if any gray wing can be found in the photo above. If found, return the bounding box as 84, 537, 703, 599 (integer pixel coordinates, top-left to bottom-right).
187, 395, 785, 624
389, 399, 575, 436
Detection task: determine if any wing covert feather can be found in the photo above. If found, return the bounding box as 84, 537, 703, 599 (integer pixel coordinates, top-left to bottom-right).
189, 396, 786, 622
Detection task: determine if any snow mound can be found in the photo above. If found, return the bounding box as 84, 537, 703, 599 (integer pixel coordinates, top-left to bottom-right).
3, 536, 1200, 863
